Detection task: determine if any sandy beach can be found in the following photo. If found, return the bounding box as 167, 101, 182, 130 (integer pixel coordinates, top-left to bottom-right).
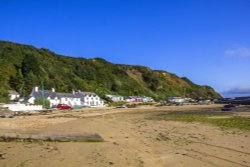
0, 104, 250, 167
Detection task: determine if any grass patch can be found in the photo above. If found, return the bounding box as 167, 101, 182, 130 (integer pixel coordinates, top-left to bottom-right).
15, 159, 32, 167
158, 112, 250, 131
206, 117, 250, 130
137, 102, 156, 106
174, 138, 193, 146
109, 101, 128, 107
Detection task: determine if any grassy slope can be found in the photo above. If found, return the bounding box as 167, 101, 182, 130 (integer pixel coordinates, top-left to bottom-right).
158, 112, 250, 131
0, 40, 221, 102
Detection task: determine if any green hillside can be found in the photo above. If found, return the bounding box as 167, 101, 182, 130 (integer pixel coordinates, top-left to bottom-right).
0, 40, 221, 102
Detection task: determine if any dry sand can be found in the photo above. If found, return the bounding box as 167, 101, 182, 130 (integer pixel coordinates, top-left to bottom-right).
0, 104, 250, 167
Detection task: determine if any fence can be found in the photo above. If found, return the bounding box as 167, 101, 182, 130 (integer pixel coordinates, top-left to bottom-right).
2, 103, 43, 111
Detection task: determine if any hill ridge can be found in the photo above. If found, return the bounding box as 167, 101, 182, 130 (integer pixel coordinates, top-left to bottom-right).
0, 40, 221, 102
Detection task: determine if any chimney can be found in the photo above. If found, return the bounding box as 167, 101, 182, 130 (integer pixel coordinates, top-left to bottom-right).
34, 86, 39, 92
51, 88, 55, 92
72, 89, 75, 95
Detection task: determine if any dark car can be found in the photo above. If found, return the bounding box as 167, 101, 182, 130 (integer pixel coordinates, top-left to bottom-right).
126, 104, 137, 108
221, 107, 232, 111
116, 104, 126, 108
221, 104, 236, 111
57, 104, 72, 109
224, 104, 235, 108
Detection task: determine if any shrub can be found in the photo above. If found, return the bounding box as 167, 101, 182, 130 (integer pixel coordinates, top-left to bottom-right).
34, 97, 50, 108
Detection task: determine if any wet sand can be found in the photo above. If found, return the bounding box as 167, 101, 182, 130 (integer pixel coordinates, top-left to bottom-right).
0, 104, 250, 167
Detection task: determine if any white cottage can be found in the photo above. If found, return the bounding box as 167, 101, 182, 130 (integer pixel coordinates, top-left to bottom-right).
75, 91, 105, 107
27, 87, 81, 108
168, 97, 186, 103
8, 90, 20, 101
106, 94, 124, 102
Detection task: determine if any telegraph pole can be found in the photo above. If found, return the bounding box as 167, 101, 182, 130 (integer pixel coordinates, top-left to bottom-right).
41, 81, 45, 108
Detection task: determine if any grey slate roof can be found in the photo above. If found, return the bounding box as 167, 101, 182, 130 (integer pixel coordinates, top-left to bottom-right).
75, 92, 98, 101
30, 90, 79, 99
106, 94, 123, 97
57, 93, 78, 98
31, 90, 58, 99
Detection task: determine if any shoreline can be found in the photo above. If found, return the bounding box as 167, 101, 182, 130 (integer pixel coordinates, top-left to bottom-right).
0, 104, 249, 167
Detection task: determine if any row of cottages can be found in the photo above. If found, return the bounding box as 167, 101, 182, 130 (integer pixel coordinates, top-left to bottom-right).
106, 94, 124, 102
167, 97, 193, 103
167, 97, 186, 103
125, 96, 154, 103
106, 94, 154, 103
27, 87, 104, 108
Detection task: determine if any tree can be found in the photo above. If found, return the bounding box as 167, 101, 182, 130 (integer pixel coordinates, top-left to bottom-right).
34, 97, 50, 108
21, 54, 40, 77
23, 72, 38, 96
9, 69, 24, 94
0, 86, 9, 103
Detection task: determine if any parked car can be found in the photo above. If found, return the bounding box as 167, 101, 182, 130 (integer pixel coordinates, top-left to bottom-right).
57, 104, 72, 109
221, 107, 232, 111
175, 103, 184, 106
116, 104, 126, 108
126, 104, 137, 108
224, 104, 235, 108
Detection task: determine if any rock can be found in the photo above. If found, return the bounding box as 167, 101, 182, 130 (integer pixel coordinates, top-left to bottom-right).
0, 108, 14, 118
0, 153, 6, 159
0, 133, 104, 142
109, 162, 114, 165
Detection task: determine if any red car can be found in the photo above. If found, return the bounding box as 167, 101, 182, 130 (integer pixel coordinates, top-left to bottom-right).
57, 104, 72, 109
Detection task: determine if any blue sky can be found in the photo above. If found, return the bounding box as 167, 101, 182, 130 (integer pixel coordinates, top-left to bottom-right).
1, 0, 250, 97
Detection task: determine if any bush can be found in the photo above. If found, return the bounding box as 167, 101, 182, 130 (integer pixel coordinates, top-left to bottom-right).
109, 101, 128, 107
0, 87, 9, 103
137, 102, 156, 106
34, 97, 50, 108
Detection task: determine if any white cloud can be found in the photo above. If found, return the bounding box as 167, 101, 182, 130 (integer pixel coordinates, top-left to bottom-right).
225, 46, 250, 57
222, 84, 250, 97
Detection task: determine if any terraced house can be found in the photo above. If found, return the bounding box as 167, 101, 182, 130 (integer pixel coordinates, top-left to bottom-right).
105, 94, 124, 102
27, 87, 105, 108
27, 87, 81, 108
75, 91, 105, 107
